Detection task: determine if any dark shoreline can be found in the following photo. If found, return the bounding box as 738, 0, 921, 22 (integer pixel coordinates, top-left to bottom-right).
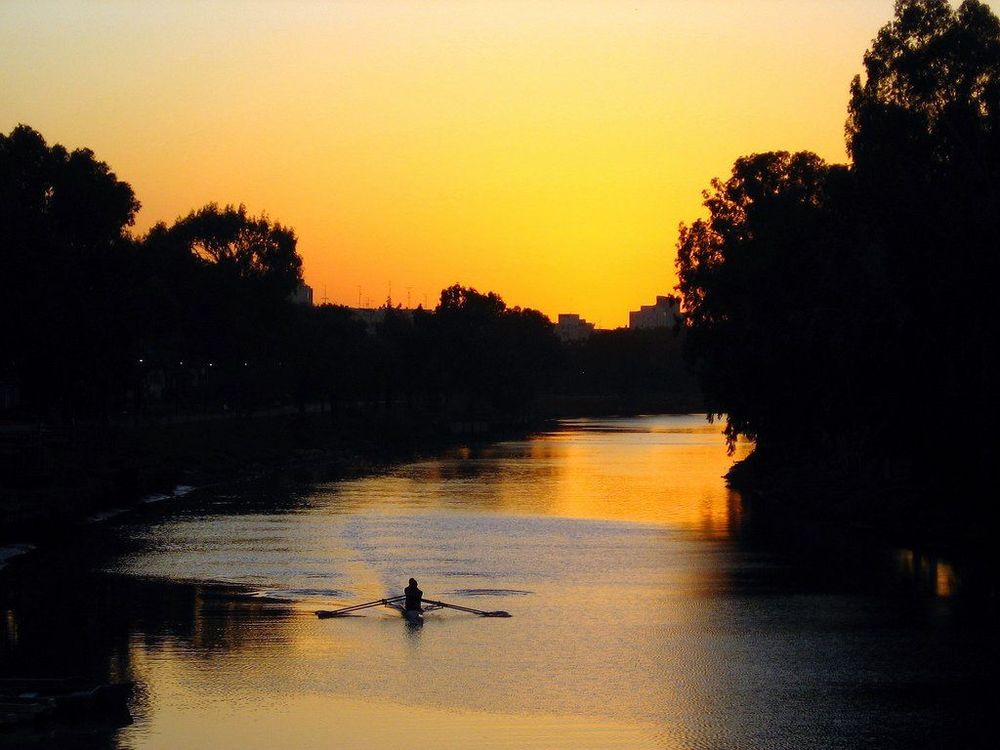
14, 407, 988, 603
1, 391, 702, 547
0, 407, 552, 549
726, 450, 999, 602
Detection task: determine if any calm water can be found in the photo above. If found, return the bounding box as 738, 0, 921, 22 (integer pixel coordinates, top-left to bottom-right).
1, 415, 994, 749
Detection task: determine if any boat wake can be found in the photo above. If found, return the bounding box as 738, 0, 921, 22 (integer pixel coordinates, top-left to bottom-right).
141, 484, 199, 505
247, 587, 353, 601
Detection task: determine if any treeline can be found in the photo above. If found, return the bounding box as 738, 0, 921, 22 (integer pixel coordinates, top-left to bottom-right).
0, 126, 693, 425
676, 0, 1000, 516
0, 125, 311, 422
295, 286, 564, 417
559, 326, 697, 408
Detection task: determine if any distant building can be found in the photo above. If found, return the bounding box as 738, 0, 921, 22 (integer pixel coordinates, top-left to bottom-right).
629, 295, 680, 330
555, 313, 596, 342
291, 282, 314, 306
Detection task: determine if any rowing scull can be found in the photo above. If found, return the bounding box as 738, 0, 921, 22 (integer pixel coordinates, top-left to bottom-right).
315, 595, 510, 621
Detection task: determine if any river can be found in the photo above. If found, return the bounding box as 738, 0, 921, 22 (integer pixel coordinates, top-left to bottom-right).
0, 415, 993, 748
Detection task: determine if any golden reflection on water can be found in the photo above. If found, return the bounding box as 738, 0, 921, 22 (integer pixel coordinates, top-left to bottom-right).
506, 418, 750, 534
104, 418, 750, 749
4, 415, 980, 750
895, 549, 958, 597
3, 609, 16, 647
123, 656, 665, 750
116, 576, 701, 750
315, 415, 750, 537
936, 563, 957, 597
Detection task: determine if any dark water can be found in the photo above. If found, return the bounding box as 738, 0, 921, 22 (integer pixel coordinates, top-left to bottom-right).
1, 415, 995, 749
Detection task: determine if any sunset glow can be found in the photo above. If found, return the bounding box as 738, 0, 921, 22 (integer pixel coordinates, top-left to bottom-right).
0, 1, 968, 326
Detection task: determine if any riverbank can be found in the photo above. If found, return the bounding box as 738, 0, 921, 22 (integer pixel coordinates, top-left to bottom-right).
0, 406, 549, 548
4, 414, 992, 750
534, 391, 703, 418
1, 388, 710, 548
726, 449, 998, 598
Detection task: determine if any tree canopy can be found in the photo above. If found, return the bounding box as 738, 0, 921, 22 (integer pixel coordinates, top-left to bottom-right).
1, 124, 141, 418
2, 123, 695, 426
676, 0, 1000, 503
145, 204, 301, 296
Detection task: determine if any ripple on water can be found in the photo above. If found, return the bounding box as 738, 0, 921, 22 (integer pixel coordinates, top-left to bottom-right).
94, 415, 988, 750
448, 588, 533, 597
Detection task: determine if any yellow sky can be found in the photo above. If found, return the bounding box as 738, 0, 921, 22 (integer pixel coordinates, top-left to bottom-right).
2, 1, 979, 327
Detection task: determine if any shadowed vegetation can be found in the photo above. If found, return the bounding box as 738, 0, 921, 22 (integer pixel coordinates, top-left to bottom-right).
1, 129, 694, 524
676, 0, 1000, 536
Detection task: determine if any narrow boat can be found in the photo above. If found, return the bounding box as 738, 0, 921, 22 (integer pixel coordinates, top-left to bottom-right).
387, 602, 424, 625
315, 595, 510, 621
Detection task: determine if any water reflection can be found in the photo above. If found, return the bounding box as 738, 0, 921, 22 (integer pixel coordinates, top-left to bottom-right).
310, 414, 752, 531
0, 556, 298, 748
0, 415, 994, 749
896, 549, 959, 597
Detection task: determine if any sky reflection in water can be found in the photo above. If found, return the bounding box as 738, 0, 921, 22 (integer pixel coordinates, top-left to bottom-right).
4, 415, 989, 749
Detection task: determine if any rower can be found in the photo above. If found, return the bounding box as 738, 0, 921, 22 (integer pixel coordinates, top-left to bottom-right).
404, 578, 423, 612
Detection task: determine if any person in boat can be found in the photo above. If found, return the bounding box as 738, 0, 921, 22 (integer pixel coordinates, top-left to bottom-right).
404, 578, 423, 612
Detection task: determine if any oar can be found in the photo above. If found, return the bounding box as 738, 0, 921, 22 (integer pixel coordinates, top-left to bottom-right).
421, 598, 511, 618
316, 595, 404, 618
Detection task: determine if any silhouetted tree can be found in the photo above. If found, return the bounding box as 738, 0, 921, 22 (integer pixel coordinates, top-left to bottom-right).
563, 327, 696, 403
373, 304, 416, 407
677, 0, 1000, 515
139, 204, 303, 411
0, 124, 140, 419
430, 284, 560, 414
846, 0, 1000, 479
287, 303, 368, 413
146, 204, 301, 296
677, 152, 861, 453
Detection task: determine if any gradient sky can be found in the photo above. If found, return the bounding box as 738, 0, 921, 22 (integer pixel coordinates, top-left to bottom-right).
3, 1, 984, 327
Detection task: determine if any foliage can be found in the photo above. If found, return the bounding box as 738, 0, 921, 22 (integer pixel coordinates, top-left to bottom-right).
146, 204, 301, 296
2, 125, 693, 426
561, 327, 696, 402
676, 152, 860, 452
847, 0, 1000, 473
676, 0, 1000, 493
428, 285, 562, 413
0, 125, 140, 418
140, 204, 303, 388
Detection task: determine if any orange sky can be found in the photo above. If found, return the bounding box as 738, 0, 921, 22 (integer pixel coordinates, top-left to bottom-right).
3, 1, 982, 327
